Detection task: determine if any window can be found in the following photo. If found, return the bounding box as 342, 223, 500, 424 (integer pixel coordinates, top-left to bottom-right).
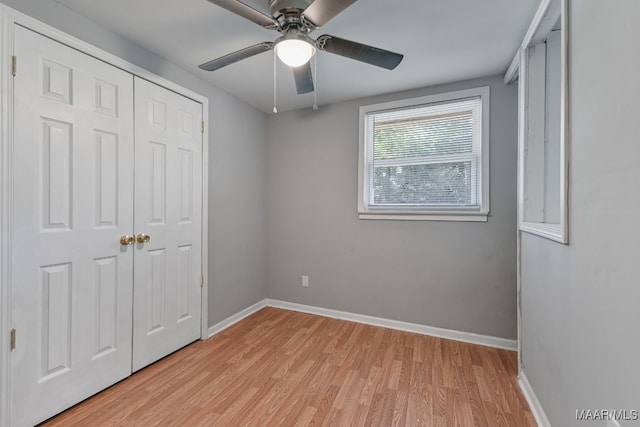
515, 0, 568, 243
358, 87, 490, 221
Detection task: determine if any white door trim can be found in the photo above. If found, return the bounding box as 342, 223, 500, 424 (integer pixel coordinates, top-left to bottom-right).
0, 8, 13, 427
0, 5, 210, 426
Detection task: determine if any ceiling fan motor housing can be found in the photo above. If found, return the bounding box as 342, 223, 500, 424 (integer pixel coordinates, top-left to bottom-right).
269, 0, 313, 16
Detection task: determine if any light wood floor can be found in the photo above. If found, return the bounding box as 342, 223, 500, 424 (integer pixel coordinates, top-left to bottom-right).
42, 307, 535, 426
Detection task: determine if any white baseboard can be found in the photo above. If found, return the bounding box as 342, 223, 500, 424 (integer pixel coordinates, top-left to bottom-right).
518, 370, 552, 427
207, 298, 517, 351
265, 299, 517, 351
207, 299, 267, 338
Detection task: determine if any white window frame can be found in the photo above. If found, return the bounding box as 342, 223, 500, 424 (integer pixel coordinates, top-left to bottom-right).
504, 0, 568, 244
358, 87, 490, 221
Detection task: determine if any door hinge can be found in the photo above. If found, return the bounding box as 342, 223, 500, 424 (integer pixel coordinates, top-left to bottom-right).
10, 328, 16, 350
11, 56, 17, 77
201, 120, 205, 134
201, 275, 204, 288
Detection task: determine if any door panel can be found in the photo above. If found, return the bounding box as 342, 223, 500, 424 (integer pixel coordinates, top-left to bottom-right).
132, 78, 202, 372
11, 26, 135, 427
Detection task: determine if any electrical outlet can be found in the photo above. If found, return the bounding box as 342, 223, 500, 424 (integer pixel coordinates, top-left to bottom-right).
302, 275, 309, 287
607, 420, 621, 427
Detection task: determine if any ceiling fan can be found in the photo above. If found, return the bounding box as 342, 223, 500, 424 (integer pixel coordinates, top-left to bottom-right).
199, 0, 404, 95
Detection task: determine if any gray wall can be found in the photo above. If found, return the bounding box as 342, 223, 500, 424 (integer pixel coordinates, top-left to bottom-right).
266, 76, 519, 339
2, 0, 269, 326
521, 1, 640, 425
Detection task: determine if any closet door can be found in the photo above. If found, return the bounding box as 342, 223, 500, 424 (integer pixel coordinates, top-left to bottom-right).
11, 26, 135, 427
132, 78, 203, 371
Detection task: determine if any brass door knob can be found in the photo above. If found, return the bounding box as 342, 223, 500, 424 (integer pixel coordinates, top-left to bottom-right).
136, 233, 151, 244
120, 235, 135, 246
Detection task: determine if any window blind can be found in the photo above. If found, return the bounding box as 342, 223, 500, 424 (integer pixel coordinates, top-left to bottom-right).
365, 96, 482, 209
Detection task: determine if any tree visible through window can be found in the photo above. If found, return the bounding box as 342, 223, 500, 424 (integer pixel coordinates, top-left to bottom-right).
358, 88, 490, 220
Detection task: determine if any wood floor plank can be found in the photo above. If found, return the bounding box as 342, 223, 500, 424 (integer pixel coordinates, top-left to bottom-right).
41, 307, 535, 426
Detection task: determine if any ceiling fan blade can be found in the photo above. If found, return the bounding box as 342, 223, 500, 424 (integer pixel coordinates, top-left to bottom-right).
206, 0, 279, 28
302, 0, 358, 27
316, 35, 403, 70
199, 42, 274, 71
292, 63, 314, 94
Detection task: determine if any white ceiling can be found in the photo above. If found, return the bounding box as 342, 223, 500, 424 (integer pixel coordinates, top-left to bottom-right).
54, 0, 539, 113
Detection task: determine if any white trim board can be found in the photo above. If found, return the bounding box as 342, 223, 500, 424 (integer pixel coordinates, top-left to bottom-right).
266, 299, 517, 351
0, 9, 10, 425
518, 371, 552, 427
504, 0, 561, 84
206, 299, 517, 351
207, 300, 268, 338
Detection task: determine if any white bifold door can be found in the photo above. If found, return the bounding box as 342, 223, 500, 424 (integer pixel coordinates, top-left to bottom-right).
132, 78, 203, 372
11, 26, 203, 427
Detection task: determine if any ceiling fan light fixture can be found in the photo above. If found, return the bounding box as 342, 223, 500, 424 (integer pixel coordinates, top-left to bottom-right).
275, 38, 316, 67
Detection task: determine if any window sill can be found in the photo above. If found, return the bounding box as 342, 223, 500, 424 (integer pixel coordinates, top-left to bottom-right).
519, 221, 568, 244
358, 211, 489, 222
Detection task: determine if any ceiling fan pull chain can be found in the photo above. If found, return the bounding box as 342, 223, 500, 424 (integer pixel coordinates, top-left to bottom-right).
273, 49, 278, 114
313, 53, 318, 110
